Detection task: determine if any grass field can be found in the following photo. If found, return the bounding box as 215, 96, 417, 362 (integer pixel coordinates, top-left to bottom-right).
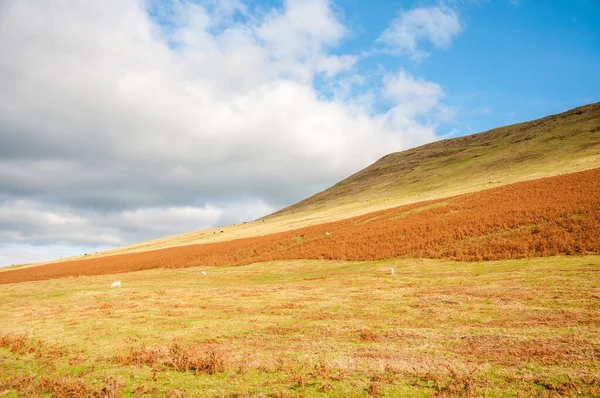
1, 256, 599, 397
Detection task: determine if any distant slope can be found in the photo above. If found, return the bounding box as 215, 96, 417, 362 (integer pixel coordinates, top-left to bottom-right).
2, 168, 598, 284
271, 102, 600, 219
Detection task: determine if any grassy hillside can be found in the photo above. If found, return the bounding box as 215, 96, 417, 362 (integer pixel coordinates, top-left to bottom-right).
272, 102, 600, 219
102, 102, 600, 258
1, 256, 599, 396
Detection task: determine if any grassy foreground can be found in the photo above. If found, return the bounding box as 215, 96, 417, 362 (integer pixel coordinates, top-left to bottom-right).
1, 256, 599, 397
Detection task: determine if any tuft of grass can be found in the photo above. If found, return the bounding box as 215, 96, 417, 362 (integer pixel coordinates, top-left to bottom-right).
0, 333, 36, 355
37, 376, 92, 397
115, 341, 227, 376
168, 341, 226, 375
114, 345, 168, 367
0, 375, 34, 395
100, 376, 123, 398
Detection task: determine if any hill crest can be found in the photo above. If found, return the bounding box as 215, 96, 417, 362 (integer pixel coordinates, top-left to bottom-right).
270, 102, 600, 218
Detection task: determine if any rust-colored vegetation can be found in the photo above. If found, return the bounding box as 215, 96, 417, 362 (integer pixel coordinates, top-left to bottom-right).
0, 375, 122, 398
1, 168, 599, 284
113, 341, 226, 375
0, 332, 66, 359
0, 333, 121, 397
0, 333, 38, 355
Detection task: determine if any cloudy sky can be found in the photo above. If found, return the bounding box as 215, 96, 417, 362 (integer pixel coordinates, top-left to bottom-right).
1, 0, 599, 266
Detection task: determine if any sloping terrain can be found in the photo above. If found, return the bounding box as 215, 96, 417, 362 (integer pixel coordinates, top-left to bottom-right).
69, 102, 600, 260
1, 107, 599, 397
4, 102, 599, 267
1, 167, 598, 284
272, 102, 600, 219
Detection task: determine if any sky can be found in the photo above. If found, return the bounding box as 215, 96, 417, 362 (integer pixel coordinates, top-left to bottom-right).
0, 0, 599, 266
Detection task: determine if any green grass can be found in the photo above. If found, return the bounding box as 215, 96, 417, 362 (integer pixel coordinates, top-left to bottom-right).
1, 256, 599, 396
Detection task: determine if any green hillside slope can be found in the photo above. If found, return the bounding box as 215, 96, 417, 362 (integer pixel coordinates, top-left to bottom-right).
271, 102, 600, 219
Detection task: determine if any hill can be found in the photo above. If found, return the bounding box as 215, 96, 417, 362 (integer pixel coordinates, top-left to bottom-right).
2, 107, 600, 397
4, 102, 599, 266
1, 167, 598, 284
95, 102, 600, 258
271, 102, 600, 219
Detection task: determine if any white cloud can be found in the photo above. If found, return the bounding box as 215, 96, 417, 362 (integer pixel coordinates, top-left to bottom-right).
0, 0, 455, 265
383, 70, 445, 116
380, 70, 455, 147
378, 6, 463, 61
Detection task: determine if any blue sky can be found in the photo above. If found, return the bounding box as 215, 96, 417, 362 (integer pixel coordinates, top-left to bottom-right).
333, 0, 600, 135
0, 0, 599, 266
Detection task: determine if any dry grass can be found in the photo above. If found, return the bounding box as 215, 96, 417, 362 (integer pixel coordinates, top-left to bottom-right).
37, 377, 93, 398
0, 333, 38, 355
0, 256, 599, 396
114, 341, 226, 375
0, 375, 123, 397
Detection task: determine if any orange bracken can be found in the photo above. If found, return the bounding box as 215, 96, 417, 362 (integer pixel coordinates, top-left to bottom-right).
1, 168, 599, 284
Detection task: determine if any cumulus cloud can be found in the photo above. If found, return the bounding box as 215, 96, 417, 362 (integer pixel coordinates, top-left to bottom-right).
378, 6, 463, 61
383, 71, 445, 116
0, 0, 455, 265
